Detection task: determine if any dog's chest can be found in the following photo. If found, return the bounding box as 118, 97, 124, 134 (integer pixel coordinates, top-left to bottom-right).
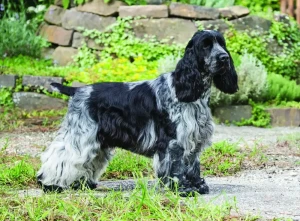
170, 99, 214, 151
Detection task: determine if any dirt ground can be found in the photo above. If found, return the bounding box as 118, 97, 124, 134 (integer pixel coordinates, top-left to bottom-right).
1, 124, 300, 220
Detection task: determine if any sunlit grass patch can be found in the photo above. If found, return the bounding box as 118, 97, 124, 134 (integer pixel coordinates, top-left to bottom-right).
0, 152, 40, 190
104, 149, 153, 180
201, 141, 245, 176
0, 180, 241, 221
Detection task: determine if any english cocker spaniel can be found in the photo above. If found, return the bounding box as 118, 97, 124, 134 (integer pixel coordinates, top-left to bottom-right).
37, 30, 238, 196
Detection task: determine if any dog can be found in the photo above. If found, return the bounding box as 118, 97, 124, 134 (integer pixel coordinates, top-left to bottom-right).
37, 30, 238, 196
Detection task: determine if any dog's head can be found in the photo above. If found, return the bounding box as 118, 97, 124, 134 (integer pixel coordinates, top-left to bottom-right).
173, 30, 238, 102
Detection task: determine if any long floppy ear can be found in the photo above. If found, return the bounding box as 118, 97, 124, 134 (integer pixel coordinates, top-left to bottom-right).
213, 51, 238, 94
173, 37, 205, 102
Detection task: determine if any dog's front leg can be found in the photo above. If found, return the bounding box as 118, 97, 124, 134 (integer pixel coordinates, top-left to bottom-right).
153, 140, 198, 197
185, 151, 209, 194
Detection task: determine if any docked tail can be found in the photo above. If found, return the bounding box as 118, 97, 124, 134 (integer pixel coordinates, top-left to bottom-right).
51, 83, 77, 96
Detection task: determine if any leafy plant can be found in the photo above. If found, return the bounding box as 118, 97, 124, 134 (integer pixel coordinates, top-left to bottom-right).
234, 100, 271, 128
66, 57, 158, 83
265, 73, 300, 102
79, 17, 184, 62
234, 0, 279, 12
0, 13, 49, 58
201, 141, 245, 176
0, 87, 14, 107
211, 52, 268, 107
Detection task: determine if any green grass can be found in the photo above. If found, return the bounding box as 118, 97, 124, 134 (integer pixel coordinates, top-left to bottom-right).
277, 133, 300, 151
104, 149, 152, 179
201, 141, 245, 176
0, 151, 249, 220
0, 182, 242, 221
0, 107, 67, 132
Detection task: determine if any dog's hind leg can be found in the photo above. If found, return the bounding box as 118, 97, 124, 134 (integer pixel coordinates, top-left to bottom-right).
37, 87, 102, 192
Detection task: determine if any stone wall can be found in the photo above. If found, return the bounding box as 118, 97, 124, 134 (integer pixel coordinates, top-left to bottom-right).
39, 0, 272, 66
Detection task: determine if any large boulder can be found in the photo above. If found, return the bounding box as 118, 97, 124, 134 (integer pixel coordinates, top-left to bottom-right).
44, 5, 66, 25
197, 19, 229, 34
52, 46, 78, 66
169, 3, 219, 20
119, 5, 168, 18
132, 18, 198, 45
39, 24, 73, 46
13, 92, 67, 111
62, 8, 116, 31
231, 15, 272, 32
77, 0, 125, 16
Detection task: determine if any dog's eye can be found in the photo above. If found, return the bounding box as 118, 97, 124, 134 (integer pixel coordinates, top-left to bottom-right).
202, 39, 212, 49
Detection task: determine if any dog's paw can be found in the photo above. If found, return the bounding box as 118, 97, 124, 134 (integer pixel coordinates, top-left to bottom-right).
195, 178, 209, 194
70, 177, 98, 190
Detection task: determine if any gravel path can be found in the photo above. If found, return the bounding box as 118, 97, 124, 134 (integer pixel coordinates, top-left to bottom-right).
1, 125, 300, 220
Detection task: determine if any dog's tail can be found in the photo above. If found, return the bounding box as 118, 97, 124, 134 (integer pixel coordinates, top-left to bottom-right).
51, 83, 77, 96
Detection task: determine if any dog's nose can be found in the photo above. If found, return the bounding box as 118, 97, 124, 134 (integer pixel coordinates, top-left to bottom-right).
218, 54, 229, 63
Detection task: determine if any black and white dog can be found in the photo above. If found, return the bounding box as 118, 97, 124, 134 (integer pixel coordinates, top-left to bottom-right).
37, 30, 238, 196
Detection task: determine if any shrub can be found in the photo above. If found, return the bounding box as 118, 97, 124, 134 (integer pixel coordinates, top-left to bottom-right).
0, 14, 48, 58
225, 19, 300, 81
65, 57, 159, 83
157, 54, 182, 74
265, 73, 300, 102
210, 53, 268, 106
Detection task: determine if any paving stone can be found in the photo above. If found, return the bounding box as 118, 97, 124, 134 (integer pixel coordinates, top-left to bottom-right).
0, 74, 18, 88
13, 92, 67, 111
22, 75, 64, 92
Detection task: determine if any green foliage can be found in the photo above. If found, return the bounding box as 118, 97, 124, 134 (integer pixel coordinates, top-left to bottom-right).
234, 0, 279, 12
80, 17, 184, 62
265, 73, 300, 102
0, 152, 37, 188
235, 101, 271, 128
225, 19, 300, 80
104, 149, 152, 179
172, 0, 234, 7
201, 141, 244, 176
0, 87, 14, 107
66, 57, 158, 83
73, 43, 98, 68
0, 107, 67, 132
0, 55, 79, 77
211, 52, 268, 107
0, 13, 49, 58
